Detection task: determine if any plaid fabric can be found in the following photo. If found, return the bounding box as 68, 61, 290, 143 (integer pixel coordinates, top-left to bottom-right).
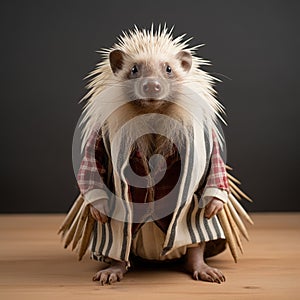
77, 130, 108, 194
205, 133, 229, 191
77, 129, 229, 200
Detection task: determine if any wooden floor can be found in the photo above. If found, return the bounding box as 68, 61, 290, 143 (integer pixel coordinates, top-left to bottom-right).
0, 213, 299, 300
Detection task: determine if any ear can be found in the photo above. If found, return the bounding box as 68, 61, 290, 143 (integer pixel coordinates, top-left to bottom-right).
109, 49, 125, 74
176, 51, 192, 73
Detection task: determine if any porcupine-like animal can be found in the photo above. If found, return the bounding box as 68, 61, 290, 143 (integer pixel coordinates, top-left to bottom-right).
59, 25, 253, 285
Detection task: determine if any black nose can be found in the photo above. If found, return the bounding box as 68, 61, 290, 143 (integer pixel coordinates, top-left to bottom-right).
142, 80, 161, 95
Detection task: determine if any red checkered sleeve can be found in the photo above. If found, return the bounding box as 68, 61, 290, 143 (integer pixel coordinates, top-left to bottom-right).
200, 131, 229, 207
76, 129, 109, 202
205, 132, 229, 190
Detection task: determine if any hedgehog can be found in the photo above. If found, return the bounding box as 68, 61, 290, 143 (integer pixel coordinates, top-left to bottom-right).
59, 25, 253, 286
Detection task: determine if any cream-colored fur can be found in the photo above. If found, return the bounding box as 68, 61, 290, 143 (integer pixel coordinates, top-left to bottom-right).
80, 25, 225, 152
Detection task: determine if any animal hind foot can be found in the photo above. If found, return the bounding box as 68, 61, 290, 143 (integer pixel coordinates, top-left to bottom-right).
92, 260, 127, 285
190, 263, 225, 284
184, 243, 225, 284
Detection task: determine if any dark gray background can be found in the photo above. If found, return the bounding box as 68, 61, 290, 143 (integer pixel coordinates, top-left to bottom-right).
1, 1, 299, 213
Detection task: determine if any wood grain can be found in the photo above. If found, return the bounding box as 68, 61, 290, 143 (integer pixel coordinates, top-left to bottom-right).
0, 213, 299, 300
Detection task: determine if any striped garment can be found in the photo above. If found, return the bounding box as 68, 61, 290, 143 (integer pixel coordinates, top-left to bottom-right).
78, 127, 229, 265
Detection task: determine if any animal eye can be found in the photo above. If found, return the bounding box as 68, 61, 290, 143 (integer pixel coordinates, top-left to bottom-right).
166, 65, 172, 73
131, 65, 138, 74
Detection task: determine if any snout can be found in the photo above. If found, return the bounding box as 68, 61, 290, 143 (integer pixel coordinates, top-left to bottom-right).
142, 79, 161, 97
143, 79, 161, 94
133, 77, 170, 102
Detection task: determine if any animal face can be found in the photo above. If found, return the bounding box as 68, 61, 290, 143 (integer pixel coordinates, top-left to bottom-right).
109, 49, 192, 105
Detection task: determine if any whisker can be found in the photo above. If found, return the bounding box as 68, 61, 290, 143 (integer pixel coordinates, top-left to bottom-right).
209, 72, 232, 81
